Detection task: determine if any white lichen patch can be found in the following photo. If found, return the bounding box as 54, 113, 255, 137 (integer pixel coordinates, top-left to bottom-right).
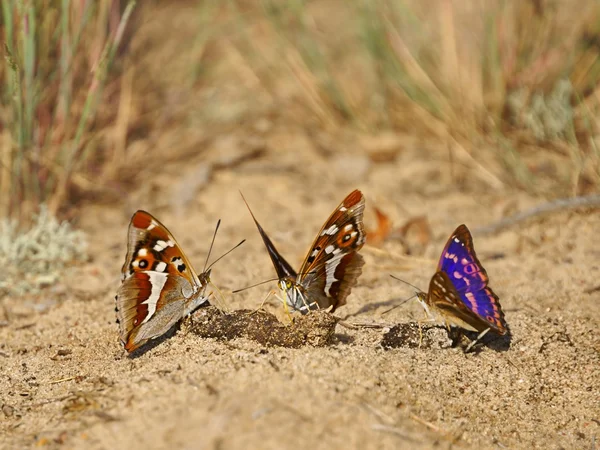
0, 206, 88, 295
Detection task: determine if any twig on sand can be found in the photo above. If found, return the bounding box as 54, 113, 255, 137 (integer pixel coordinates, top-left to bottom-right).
338, 320, 393, 330
409, 413, 444, 433
474, 194, 600, 236
28, 394, 73, 407
48, 376, 79, 385
409, 413, 462, 444
363, 403, 420, 442
371, 423, 420, 441
362, 403, 395, 425
584, 284, 600, 294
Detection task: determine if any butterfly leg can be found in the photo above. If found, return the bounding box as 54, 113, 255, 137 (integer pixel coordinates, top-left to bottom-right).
274, 291, 294, 323
416, 306, 431, 348
416, 316, 437, 348
464, 328, 490, 353
180, 298, 207, 334
296, 290, 317, 315
267, 287, 297, 322
180, 314, 194, 336
416, 318, 427, 348
447, 326, 462, 348
208, 281, 228, 313
417, 320, 429, 348
248, 289, 276, 315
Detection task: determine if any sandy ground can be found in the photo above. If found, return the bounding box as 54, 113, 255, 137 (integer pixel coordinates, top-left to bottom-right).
1, 135, 599, 449
1, 3, 599, 449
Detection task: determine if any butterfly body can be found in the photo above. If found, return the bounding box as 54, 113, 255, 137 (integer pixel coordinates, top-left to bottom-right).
419, 224, 507, 335
244, 190, 366, 314
116, 211, 210, 353
278, 276, 312, 313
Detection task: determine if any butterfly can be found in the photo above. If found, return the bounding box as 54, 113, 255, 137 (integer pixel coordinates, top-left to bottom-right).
416, 224, 507, 337
115, 211, 242, 353
240, 189, 367, 314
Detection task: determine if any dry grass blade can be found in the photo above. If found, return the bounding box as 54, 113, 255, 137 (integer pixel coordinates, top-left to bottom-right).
0, 130, 11, 219
105, 64, 135, 181
209, 0, 600, 194
448, 137, 505, 190
384, 16, 453, 124
0, 1, 137, 222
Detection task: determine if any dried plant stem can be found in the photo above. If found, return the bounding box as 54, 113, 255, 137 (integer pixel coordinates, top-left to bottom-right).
48, 0, 137, 216
474, 194, 600, 235
0, 131, 11, 219
106, 63, 134, 181
2, 1, 137, 220
449, 137, 504, 190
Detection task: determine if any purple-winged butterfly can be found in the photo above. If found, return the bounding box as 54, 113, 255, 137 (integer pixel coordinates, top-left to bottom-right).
416, 224, 507, 336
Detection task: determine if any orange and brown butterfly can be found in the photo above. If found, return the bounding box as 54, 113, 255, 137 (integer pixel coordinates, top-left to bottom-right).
239, 189, 366, 314
115, 211, 243, 353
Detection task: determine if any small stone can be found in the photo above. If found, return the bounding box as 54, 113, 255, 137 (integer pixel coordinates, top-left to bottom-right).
2, 404, 14, 417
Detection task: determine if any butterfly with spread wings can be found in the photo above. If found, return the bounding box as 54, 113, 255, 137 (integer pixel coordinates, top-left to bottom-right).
241, 189, 367, 314
417, 224, 507, 337
116, 211, 242, 353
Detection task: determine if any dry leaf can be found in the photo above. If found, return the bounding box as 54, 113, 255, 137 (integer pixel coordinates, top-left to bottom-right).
366, 207, 393, 247
397, 216, 432, 249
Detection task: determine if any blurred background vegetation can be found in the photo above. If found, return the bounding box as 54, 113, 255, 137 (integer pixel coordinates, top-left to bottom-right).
1, 0, 600, 227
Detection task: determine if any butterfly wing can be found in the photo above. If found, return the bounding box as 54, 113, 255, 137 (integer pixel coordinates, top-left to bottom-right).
297, 190, 367, 311
120, 211, 201, 284
117, 272, 201, 352
116, 210, 208, 352
430, 224, 507, 334
241, 196, 297, 280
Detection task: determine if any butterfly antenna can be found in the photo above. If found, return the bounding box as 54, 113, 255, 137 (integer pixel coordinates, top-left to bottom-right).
389, 274, 423, 293
203, 219, 221, 273
206, 239, 246, 271
296, 270, 317, 277
232, 277, 280, 294
381, 293, 418, 315
240, 191, 258, 222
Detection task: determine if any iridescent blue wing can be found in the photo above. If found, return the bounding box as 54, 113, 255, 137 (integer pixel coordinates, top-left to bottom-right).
431, 224, 507, 334
437, 224, 489, 294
